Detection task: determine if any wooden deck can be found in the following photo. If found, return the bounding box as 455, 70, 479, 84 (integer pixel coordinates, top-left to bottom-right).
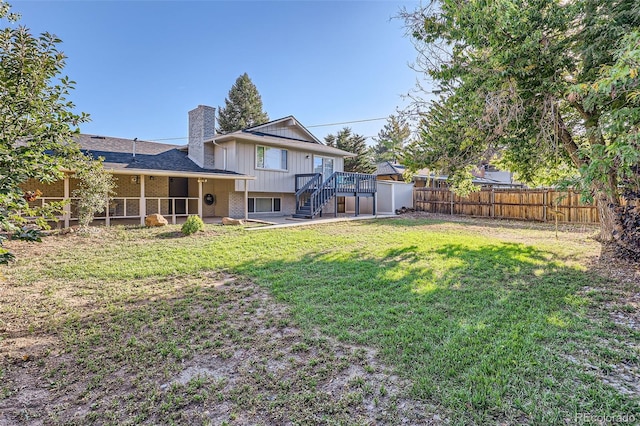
294, 172, 377, 219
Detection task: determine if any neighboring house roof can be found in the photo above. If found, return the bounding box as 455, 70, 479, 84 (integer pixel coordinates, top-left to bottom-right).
375, 161, 406, 176
423, 173, 523, 187
209, 116, 356, 158
375, 161, 522, 187
75, 134, 250, 179
375, 162, 431, 178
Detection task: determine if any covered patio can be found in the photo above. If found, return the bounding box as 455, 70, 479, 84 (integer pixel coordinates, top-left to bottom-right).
26, 169, 255, 228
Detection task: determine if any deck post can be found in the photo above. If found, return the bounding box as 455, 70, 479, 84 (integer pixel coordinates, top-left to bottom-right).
334, 193, 338, 218
63, 175, 70, 228
139, 175, 146, 225
373, 192, 377, 216
355, 195, 360, 217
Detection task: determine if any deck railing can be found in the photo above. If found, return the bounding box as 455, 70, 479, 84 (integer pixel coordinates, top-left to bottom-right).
334, 172, 377, 194
294, 172, 377, 219
295, 173, 322, 192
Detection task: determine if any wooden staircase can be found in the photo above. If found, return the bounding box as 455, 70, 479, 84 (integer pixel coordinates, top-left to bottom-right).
293, 172, 377, 219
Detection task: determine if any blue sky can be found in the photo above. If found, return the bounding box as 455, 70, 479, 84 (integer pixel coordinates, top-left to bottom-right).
10, 0, 426, 145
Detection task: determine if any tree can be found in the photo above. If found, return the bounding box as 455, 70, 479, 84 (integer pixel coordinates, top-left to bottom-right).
401, 0, 640, 243
370, 114, 411, 164
0, 0, 88, 260
217, 73, 269, 133
325, 127, 375, 174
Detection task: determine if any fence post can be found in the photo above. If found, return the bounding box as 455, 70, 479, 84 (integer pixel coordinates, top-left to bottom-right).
491, 188, 495, 218
414, 188, 418, 211
450, 190, 454, 215
543, 190, 548, 222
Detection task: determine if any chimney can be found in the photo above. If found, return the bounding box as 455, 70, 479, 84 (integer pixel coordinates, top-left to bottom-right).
188, 105, 216, 169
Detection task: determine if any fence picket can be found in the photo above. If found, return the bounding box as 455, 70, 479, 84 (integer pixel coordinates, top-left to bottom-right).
413, 188, 600, 224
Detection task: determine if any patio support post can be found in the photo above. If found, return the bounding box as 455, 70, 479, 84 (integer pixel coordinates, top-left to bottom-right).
63, 175, 70, 228
198, 178, 204, 218
105, 195, 110, 226
355, 196, 360, 217
244, 179, 249, 220
139, 175, 146, 225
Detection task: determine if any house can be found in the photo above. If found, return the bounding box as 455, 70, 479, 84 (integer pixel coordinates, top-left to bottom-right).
375, 161, 523, 189
22, 105, 377, 226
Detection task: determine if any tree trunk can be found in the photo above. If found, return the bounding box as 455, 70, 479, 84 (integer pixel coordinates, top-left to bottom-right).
596, 193, 617, 242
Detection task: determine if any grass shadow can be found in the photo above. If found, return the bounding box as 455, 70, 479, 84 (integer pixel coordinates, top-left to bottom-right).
235, 241, 638, 424
156, 230, 185, 239
371, 215, 599, 233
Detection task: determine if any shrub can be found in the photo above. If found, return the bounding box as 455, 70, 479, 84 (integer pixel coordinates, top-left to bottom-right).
72, 157, 116, 228
181, 215, 204, 235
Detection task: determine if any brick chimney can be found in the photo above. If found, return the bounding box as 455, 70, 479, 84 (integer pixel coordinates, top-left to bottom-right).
188, 105, 216, 169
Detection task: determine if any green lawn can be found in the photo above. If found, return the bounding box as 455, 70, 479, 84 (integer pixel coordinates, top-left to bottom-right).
1, 217, 638, 425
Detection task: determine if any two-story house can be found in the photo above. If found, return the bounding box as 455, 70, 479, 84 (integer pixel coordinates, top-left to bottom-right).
22, 105, 377, 226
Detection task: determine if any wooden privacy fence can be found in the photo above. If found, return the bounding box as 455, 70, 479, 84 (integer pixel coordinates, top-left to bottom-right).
414, 188, 600, 224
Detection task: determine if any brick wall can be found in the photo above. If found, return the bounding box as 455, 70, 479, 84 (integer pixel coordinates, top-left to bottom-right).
229, 192, 245, 218
228, 192, 297, 217
21, 178, 64, 197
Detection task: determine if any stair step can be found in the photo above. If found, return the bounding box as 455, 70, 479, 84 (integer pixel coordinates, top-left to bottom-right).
292, 214, 312, 219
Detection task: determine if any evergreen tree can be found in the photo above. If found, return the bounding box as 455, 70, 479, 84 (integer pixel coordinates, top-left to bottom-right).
217, 73, 269, 133
371, 114, 411, 164
325, 128, 375, 174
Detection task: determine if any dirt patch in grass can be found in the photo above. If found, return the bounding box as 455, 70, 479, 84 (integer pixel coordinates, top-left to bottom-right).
0, 259, 442, 424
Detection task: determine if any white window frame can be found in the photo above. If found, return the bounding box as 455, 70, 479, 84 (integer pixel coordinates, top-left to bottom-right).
256, 145, 288, 171
248, 197, 282, 213
313, 155, 335, 178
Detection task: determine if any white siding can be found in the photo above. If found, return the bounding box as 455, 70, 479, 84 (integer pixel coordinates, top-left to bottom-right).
253, 120, 313, 141
210, 140, 237, 171
233, 141, 344, 193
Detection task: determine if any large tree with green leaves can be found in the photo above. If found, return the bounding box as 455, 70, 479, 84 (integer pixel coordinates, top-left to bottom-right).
401, 0, 640, 245
0, 1, 89, 260
217, 73, 269, 133
325, 127, 375, 174
370, 114, 411, 164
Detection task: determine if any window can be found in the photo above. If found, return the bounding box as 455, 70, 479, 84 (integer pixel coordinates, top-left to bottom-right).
256, 146, 287, 170
313, 156, 334, 178
248, 197, 282, 213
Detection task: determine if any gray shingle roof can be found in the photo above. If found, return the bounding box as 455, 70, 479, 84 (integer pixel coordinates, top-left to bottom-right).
375, 161, 405, 176
75, 134, 241, 175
